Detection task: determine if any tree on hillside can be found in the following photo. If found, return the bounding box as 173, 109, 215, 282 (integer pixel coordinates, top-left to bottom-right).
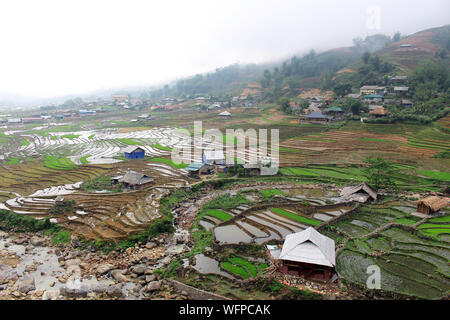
362, 52, 371, 64
333, 83, 352, 97
410, 60, 449, 101
277, 97, 290, 114
393, 32, 401, 42
346, 97, 362, 115
362, 157, 397, 191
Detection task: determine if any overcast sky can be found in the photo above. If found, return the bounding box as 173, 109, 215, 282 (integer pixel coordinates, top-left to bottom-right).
0, 0, 448, 101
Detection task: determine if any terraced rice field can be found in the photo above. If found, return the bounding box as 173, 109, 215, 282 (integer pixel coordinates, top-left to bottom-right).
327, 201, 450, 299
0, 161, 190, 239
0, 162, 110, 195
212, 203, 353, 245
220, 256, 268, 279
279, 122, 450, 167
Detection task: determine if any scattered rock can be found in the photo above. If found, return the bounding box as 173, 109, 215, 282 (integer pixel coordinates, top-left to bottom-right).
111, 269, 129, 282
145, 275, 156, 282
0, 264, 18, 284
16, 275, 35, 294
145, 242, 157, 249
30, 236, 44, 247
65, 258, 81, 267
106, 285, 124, 298
96, 263, 115, 275
144, 280, 162, 293
60, 285, 88, 298
132, 264, 146, 275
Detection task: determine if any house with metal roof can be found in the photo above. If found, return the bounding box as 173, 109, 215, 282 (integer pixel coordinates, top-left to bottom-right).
185, 162, 213, 177
299, 110, 329, 123
275, 227, 336, 281
123, 146, 145, 159
363, 94, 384, 103
118, 171, 153, 189
340, 182, 377, 203
202, 150, 225, 165
218, 111, 231, 118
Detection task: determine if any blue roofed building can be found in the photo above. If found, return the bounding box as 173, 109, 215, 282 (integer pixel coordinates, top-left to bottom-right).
123, 146, 145, 159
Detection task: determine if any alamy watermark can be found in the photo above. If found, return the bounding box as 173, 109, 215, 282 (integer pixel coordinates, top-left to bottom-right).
366, 265, 381, 289
170, 121, 279, 175
366, 5, 381, 30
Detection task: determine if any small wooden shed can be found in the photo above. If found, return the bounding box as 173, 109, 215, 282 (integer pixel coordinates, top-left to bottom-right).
416, 196, 449, 215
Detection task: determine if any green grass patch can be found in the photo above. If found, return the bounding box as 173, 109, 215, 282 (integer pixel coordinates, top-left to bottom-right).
220, 261, 250, 279
88, 134, 95, 139
80, 155, 90, 164
270, 208, 321, 226
228, 256, 258, 277
22, 139, 30, 146
81, 176, 122, 192
259, 188, 283, 199
204, 209, 233, 221
418, 170, 450, 182
7, 158, 20, 165
395, 218, 419, 225
202, 192, 250, 210
151, 143, 173, 151
118, 138, 141, 145
428, 215, 450, 223
0, 209, 54, 232
51, 230, 71, 244
44, 155, 77, 170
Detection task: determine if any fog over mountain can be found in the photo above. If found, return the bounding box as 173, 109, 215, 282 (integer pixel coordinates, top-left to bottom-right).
0, 0, 449, 106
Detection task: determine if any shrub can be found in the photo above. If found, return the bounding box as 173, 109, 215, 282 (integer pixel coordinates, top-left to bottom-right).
51, 230, 71, 244
0, 209, 53, 232
50, 200, 76, 214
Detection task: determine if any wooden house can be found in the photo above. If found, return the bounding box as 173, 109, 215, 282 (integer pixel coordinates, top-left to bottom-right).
185, 162, 213, 177
299, 111, 329, 124
340, 182, 377, 203
275, 227, 336, 282
415, 196, 449, 215
118, 171, 153, 189
123, 146, 145, 159
202, 150, 225, 165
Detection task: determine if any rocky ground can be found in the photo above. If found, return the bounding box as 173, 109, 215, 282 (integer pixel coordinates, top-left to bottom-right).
0, 230, 191, 300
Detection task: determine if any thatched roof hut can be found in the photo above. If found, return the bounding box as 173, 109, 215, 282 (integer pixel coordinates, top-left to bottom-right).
415, 196, 449, 215
369, 107, 389, 117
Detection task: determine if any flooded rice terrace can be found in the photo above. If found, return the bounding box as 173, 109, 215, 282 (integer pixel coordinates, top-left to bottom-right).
198, 186, 356, 245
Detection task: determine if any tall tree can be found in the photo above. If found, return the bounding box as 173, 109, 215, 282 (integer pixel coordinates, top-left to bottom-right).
362, 157, 397, 191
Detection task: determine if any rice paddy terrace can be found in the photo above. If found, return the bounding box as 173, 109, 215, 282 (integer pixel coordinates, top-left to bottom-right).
188, 184, 450, 298
0, 160, 191, 239
279, 121, 450, 167
321, 201, 450, 299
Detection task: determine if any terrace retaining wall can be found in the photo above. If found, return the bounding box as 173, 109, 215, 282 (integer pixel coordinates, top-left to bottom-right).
167, 279, 231, 300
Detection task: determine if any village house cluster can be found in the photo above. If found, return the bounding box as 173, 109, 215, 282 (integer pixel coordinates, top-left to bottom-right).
282, 74, 412, 124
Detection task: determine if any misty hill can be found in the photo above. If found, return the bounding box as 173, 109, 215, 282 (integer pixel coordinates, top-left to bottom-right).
153, 25, 448, 101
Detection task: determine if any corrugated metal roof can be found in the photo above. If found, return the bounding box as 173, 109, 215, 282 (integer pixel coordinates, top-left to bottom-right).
340, 182, 377, 200
203, 150, 225, 162
279, 227, 336, 267
119, 171, 153, 185
218, 111, 231, 116
306, 111, 327, 119
185, 162, 205, 171
123, 146, 144, 153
